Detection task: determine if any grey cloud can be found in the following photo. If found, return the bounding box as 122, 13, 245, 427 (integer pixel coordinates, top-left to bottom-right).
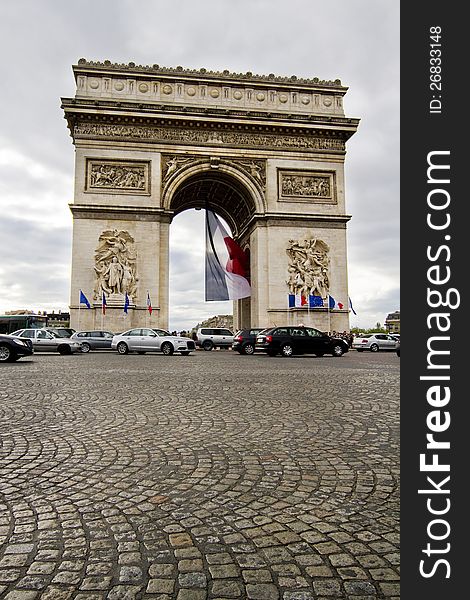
1, 1, 399, 327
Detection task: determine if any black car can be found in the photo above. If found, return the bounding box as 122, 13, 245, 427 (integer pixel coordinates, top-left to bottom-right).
232, 328, 267, 355
0, 333, 34, 362
256, 326, 349, 357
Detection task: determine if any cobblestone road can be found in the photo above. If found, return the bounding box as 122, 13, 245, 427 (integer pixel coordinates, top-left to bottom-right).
0, 350, 399, 600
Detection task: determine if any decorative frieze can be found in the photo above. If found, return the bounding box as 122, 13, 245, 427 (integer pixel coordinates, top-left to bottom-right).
162, 154, 266, 191
279, 170, 335, 202
86, 159, 150, 194
75, 122, 345, 152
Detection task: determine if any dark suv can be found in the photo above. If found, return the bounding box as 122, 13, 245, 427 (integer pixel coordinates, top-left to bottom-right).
256, 326, 349, 357
232, 328, 266, 355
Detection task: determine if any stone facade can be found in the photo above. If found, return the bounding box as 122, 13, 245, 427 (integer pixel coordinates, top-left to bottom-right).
63, 60, 359, 332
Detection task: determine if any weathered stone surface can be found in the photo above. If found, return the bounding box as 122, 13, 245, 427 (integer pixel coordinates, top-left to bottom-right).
64, 62, 358, 333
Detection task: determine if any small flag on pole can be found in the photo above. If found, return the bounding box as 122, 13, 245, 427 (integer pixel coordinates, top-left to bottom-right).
102, 291, 107, 315
123, 292, 130, 314
349, 297, 357, 315
309, 295, 324, 308
288, 294, 308, 308
328, 295, 336, 310
79, 290, 91, 309
147, 291, 153, 315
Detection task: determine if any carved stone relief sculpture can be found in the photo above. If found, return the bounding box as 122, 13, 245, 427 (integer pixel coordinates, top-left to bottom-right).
75, 123, 346, 152
279, 171, 334, 202
93, 230, 138, 300
286, 237, 330, 299
87, 160, 150, 194
162, 154, 266, 191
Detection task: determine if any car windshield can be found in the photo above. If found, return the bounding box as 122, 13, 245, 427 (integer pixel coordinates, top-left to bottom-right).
152, 329, 171, 336
49, 329, 71, 338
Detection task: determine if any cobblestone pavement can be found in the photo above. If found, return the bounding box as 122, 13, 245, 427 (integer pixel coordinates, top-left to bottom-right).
0, 350, 399, 600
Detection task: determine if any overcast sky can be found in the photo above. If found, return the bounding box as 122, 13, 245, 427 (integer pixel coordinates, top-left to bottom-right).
0, 0, 399, 331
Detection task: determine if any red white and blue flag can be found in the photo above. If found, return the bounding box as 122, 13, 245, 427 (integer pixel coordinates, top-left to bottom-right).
328, 295, 344, 310
102, 291, 107, 315
205, 210, 251, 301
288, 295, 324, 308
288, 294, 307, 308
147, 291, 153, 315
349, 296, 357, 315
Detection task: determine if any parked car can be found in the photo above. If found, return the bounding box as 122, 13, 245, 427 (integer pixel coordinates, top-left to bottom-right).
71, 330, 115, 352
256, 326, 349, 357
0, 333, 34, 362
352, 333, 399, 352
44, 327, 76, 338
232, 328, 267, 355
112, 328, 196, 355
10, 329, 82, 354
195, 327, 234, 351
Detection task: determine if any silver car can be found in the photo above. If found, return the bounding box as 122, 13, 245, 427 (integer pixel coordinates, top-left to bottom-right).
71, 330, 115, 353
195, 327, 234, 351
112, 328, 196, 356
11, 329, 82, 354
352, 333, 398, 352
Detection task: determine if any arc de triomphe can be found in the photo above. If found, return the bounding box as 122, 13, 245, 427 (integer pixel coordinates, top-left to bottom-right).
62, 59, 359, 332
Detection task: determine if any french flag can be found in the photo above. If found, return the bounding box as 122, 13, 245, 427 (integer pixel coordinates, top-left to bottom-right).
205, 210, 251, 301
147, 291, 153, 315
288, 294, 308, 308
328, 295, 344, 310
102, 291, 107, 315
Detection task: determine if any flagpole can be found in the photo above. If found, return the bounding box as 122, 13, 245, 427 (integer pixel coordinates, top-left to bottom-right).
101, 289, 104, 331
328, 295, 331, 334
78, 290, 81, 332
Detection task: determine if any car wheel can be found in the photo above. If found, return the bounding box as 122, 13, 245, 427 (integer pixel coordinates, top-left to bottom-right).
180, 351, 190, 356
332, 344, 344, 357
58, 345, 72, 355
202, 341, 213, 351
370, 343, 379, 352
280, 343, 294, 357
315, 353, 324, 357
243, 343, 255, 355
81, 342, 91, 353
0, 344, 14, 362
117, 342, 129, 355
161, 342, 174, 356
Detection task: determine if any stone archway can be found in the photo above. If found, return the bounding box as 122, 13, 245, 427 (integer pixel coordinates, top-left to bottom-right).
164, 162, 262, 330
62, 59, 359, 332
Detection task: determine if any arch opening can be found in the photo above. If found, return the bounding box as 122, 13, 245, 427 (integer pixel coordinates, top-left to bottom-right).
168, 169, 258, 238
167, 169, 255, 332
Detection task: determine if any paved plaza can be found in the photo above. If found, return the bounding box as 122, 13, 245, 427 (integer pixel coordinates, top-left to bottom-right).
0, 350, 399, 600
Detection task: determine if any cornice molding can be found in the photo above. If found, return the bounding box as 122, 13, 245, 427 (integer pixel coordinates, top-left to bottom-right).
74, 59, 346, 90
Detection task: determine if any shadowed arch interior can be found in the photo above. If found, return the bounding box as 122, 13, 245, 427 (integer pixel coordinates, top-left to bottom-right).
169, 171, 257, 237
